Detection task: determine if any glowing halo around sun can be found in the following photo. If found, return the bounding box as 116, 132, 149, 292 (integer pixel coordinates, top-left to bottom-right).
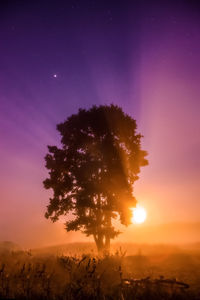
131, 205, 147, 224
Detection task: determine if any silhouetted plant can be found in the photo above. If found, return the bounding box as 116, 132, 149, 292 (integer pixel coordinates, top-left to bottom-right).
0, 251, 195, 300
43, 105, 148, 253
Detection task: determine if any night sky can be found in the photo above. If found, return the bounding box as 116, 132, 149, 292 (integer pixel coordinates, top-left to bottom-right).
0, 0, 200, 247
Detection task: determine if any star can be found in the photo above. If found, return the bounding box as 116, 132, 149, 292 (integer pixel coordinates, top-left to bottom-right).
53, 74, 58, 78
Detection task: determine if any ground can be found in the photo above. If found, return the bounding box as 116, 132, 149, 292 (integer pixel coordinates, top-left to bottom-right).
0, 242, 200, 299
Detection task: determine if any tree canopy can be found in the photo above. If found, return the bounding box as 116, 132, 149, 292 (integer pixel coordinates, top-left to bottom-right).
43, 104, 148, 252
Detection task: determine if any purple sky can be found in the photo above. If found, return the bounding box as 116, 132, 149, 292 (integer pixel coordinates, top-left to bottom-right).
0, 0, 200, 247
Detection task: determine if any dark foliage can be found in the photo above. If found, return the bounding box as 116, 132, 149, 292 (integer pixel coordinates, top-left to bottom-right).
43, 105, 148, 252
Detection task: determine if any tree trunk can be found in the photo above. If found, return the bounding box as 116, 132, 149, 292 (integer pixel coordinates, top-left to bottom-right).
105, 235, 110, 252
94, 233, 104, 254
93, 233, 111, 254
94, 235, 110, 255
94, 195, 112, 254
104, 212, 111, 253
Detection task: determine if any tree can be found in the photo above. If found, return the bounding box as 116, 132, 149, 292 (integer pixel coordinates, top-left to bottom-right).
43, 105, 148, 253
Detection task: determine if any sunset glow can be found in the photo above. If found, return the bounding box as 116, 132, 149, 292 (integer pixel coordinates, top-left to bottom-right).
0, 0, 200, 248
1, 2, 200, 297
131, 206, 147, 224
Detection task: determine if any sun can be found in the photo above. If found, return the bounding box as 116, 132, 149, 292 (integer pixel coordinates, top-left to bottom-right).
131, 205, 147, 224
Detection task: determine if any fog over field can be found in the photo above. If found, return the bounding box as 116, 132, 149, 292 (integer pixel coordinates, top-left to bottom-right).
1, 222, 200, 250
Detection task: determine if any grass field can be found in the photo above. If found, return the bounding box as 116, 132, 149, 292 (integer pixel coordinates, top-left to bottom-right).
0, 242, 200, 299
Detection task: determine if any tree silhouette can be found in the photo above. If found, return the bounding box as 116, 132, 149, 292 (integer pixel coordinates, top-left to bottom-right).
43, 105, 148, 253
